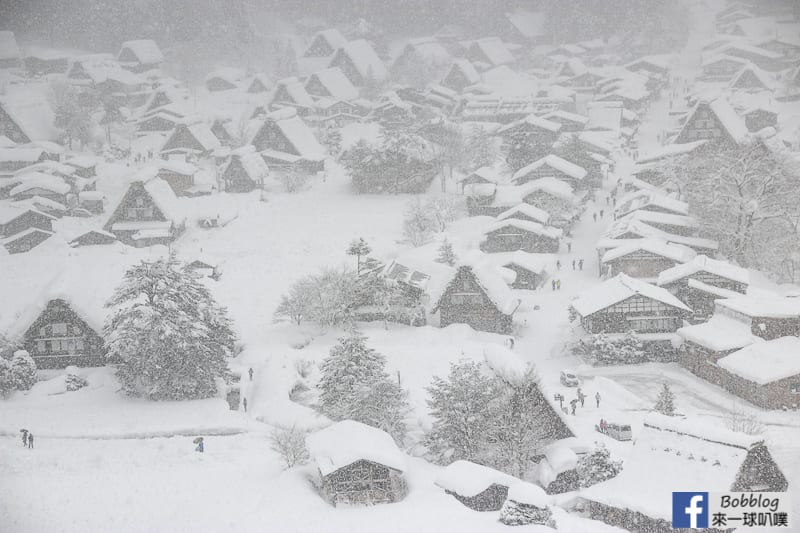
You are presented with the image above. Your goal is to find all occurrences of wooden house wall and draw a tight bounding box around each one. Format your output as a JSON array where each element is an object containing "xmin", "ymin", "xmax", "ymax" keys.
[
  {"xmin": 744, "ymin": 110, "xmax": 777, "ymax": 132},
  {"xmin": 139, "ymin": 115, "xmax": 178, "ymax": 132},
  {"xmin": 222, "ymin": 158, "xmax": 257, "ymax": 193},
  {"xmin": 442, "ymin": 67, "xmax": 471, "ymax": 92},
  {"xmin": 24, "ymin": 56, "xmax": 69, "ymax": 76},
  {"xmin": 588, "ymin": 500, "xmax": 730, "ymax": 533},
  {"xmin": 735, "ymin": 446, "xmax": 789, "ymax": 490},
  {"xmin": 676, "ymin": 103, "xmax": 739, "ymax": 145},
  {"xmin": 0, "ymin": 210, "xmax": 54, "ymax": 237},
  {"xmin": 251, "ymin": 121, "xmax": 297, "ymax": 155},
  {"xmin": 446, "ymin": 484, "xmax": 509, "ymax": 512},
  {"xmin": 438, "ymin": 267, "xmax": 513, "ymax": 334},
  {"xmin": 604, "ymin": 252, "xmax": 676, "ymax": 279},
  {"xmin": 321, "ymin": 459, "xmax": 407, "ymax": 506},
  {"xmin": 206, "ymin": 77, "xmax": 237, "ymax": 91},
  {"xmin": 580, "ymin": 295, "xmax": 685, "ymax": 334},
  {"xmin": 514, "ymin": 166, "xmax": 577, "ymax": 187},
  {"xmin": 158, "ymin": 171, "xmax": 194, "ymax": 196},
  {"xmin": 162, "ymin": 126, "xmax": 207, "ymax": 153},
  {"xmin": 305, "ymin": 37, "xmax": 335, "ymax": 58},
  {"xmin": 305, "ymin": 76, "xmax": 331, "ymax": 98},
  {"xmin": 702, "ymin": 59, "xmax": 743, "ymax": 79},
  {"xmin": 22, "ymin": 299, "xmax": 106, "ymax": 369},
  {"xmin": 0, "ymin": 105, "xmax": 32, "ymax": 144},
  {"xmin": 104, "ymin": 182, "xmax": 167, "ymax": 230},
  {"xmin": 480, "ymin": 226, "xmax": 559, "ymax": 254},
  {"xmin": 4, "ymin": 230, "xmax": 51, "ymax": 254},
  {"xmin": 522, "ymin": 191, "xmax": 573, "ymax": 220},
  {"xmin": 330, "ymin": 51, "xmax": 365, "ymax": 86},
  {"xmin": 752, "ymin": 316, "xmax": 800, "ymax": 340},
  {"xmin": 506, "ymin": 264, "xmax": 544, "ymax": 289},
  {"xmin": 71, "ymin": 232, "xmax": 116, "ymax": 246}
]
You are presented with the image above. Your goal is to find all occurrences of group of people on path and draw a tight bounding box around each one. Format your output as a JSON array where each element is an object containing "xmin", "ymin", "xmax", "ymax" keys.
[
  {"xmin": 558, "ymin": 388, "xmax": 601, "ymax": 416},
  {"xmin": 20, "ymin": 429, "xmax": 34, "ymax": 449}
]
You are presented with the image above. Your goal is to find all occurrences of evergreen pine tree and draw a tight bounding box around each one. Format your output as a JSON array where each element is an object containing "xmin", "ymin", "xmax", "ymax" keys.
[
  {"xmin": 577, "ymin": 445, "xmax": 623, "ymax": 488},
  {"xmin": 317, "ymin": 328, "xmax": 409, "ymax": 441},
  {"xmin": 346, "ymin": 238, "xmax": 372, "ymax": 275},
  {"xmin": 104, "ymin": 257, "xmax": 236, "ymax": 400},
  {"xmin": 435, "ymin": 238, "xmax": 457, "ymax": 266},
  {"xmin": 654, "ymin": 383, "xmax": 676, "ymax": 416}
]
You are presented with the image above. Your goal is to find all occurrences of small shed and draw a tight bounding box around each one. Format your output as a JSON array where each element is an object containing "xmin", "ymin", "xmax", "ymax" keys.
[
  {"xmin": 435, "ymin": 460, "xmax": 517, "ymax": 511},
  {"xmin": 306, "ymin": 420, "xmax": 407, "ymax": 507}
]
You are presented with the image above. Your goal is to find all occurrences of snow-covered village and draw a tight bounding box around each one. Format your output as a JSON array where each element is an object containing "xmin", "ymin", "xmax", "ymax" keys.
[{"xmin": 1, "ymin": 0, "xmax": 800, "ymax": 531}]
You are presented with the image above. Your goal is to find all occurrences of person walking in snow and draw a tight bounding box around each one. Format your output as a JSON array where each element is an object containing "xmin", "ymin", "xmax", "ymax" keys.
[
  {"xmin": 566, "ymin": 241, "xmax": 572, "ymax": 253},
  {"xmin": 21, "ymin": 430, "xmax": 28, "ymax": 447},
  {"xmin": 599, "ymin": 209, "xmax": 604, "ymax": 218},
  {"xmin": 593, "ymin": 212, "xmax": 597, "ymax": 222},
  {"xmin": 195, "ymin": 437, "xmax": 204, "ymax": 453},
  {"xmin": 248, "ymin": 367, "xmax": 254, "ymax": 381},
  {"xmin": 595, "ymin": 391, "xmax": 601, "ymax": 408},
  {"xmin": 508, "ymin": 337, "xmax": 515, "ymax": 350},
  {"xmin": 572, "ymin": 259, "xmax": 576, "ymax": 270},
  {"xmin": 570, "ymin": 399, "xmax": 577, "ymax": 415},
  {"xmin": 27, "ymin": 433, "xmax": 34, "ymax": 449},
  {"xmin": 556, "ymin": 260, "xmax": 561, "ymax": 270},
  {"xmin": 579, "ymin": 259, "xmax": 584, "ymax": 271},
  {"xmin": 579, "ymin": 391, "xmax": 586, "ymax": 407},
  {"xmin": 551, "ymin": 279, "xmax": 556, "ymax": 291},
  {"xmin": 243, "ymin": 397, "xmax": 248, "ymax": 412},
  {"xmin": 556, "ymin": 279, "xmax": 561, "ymax": 290}
]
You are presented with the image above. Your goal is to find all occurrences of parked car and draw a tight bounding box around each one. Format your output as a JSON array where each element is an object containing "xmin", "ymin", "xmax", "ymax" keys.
[
  {"xmin": 600, "ymin": 422, "xmax": 632, "ymax": 441},
  {"xmin": 560, "ymin": 370, "xmax": 580, "ymax": 387}
]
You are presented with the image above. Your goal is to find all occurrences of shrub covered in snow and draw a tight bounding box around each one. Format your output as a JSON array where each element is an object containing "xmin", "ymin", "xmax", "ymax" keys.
[
  {"xmin": 577, "ymin": 444, "xmax": 622, "ymax": 488},
  {"xmin": 317, "ymin": 329, "xmax": 409, "ymax": 442},
  {"xmin": 104, "ymin": 257, "xmax": 236, "ymax": 400},
  {"xmin": 498, "ymin": 483, "xmax": 555, "ymax": 527},
  {"xmin": 274, "ymin": 267, "xmax": 359, "ymax": 328},
  {"xmin": 65, "ymin": 373, "xmax": 89, "ymax": 392},
  {"xmin": 572, "ymin": 331, "xmax": 647, "ymax": 365},
  {"xmin": 654, "ymin": 383, "xmax": 676, "ymax": 416},
  {"xmin": 0, "ymin": 350, "xmax": 38, "ymax": 397},
  {"xmin": 269, "ymin": 425, "xmax": 310, "ymax": 469}
]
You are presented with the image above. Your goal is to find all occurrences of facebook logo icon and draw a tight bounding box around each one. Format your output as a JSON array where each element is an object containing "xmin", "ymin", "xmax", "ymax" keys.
[{"xmin": 673, "ymin": 492, "xmax": 709, "ymax": 528}]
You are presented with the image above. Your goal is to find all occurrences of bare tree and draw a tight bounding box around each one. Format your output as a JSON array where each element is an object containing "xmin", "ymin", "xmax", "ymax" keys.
[{"xmin": 269, "ymin": 425, "xmax": 310, "ymax": 468}]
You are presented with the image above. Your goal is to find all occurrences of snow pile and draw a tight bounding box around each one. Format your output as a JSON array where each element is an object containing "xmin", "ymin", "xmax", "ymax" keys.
[
  {"xmin": 513, "ymin": 155, "xmax": 587, "ymax": 183},
  {"xmin": 482, "ymin": 219, "xmax": 562, "ymax": 241},
  {"xmin": 435, "ymin": 459, "xmax": 517, "ymax": 496},
  {"xmin": 483, "ymin": 343, "xmax": 528, "ymax": 383},
  {"xmin": 717, "ymin": 336, "xmax": 800, "ymax": 385},
  {"xmin": 716, "ymin": 295, "xmax": 800, "ymax": 319},
  {"xmin": 306, "ymin": 420, "xmax": 406, "ymax": 476},
  {"xmin": 496, "ymin": 204, "xmax": 550, "ymax": 225},
  {"xmin": 506, "ymin": 481, "xmax": 549, "ymax": 507},
  {"xmin": 677, "ymin": 314, "xmax": 757, "ymax": 352},
  {"xmin": 657, "ymin": 254, "xmax": 749, "ymax": 287},
  {"xmin": 601, "ymin": 238, "xmax": 695, "ymax": 265}
]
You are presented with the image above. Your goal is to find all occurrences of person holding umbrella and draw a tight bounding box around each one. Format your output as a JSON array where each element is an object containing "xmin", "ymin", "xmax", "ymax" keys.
[
  {"xmin": 193, "ymin": 437, "xmax": 204, "ymax": 453},
  {"xmin": 20, "ymin": 429, "xmax": 28, "ymax": 447}
]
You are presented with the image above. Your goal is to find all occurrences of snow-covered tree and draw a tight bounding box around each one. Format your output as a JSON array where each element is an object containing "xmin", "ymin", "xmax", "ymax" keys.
[
  {"xmin": 403, "ymin": 198, "xmax": 435, "ymax": 246},
  {"xmin": 322, "ymin": 127, "xmax": 342, "ymax": 157},
  {"xmin": 436, "ymin": 238, "xmax": 457, "ymax": 266},
  {"xmin": 65, "ymin": 373, "xmax": 89, "ymax": 392},
  {"xmin": 577, "ymin": 444, "xmax": 623, "ymax": 488},
  {"xmin": 654, "ymin": 383, "xmax": 676, "ymax": 416},
  {"xmin": 347, "ymin": 238, "xmax": 373, "ymax": 275},
  {"xmin": 465, "ymin": 126, "xmax": 498, "ymax": 169},
  {"xmin": 682, "ymin": 141, "xmax": 800, "ymax": 273},
  {"xmin": 10, "ymin": 351, "xmax": 37, "ymax": 391},
  {"xmin": 104, "ymin": 257, "xmax": 236, "ymax": 400},
  {"xmin": 425, "ymin": 360, "xmax": 503, "ymax": 463},
  {"xmin": 0, "ymin": 357, "xmax": 15, "ymax": 397},
  {"xmin": 499, "ymin": 499, "xmax": 556, "ymax": 528},
  {"xmin": 572, "ymin": 331, "xmax": 646, "ymax": 365},
  {"xmin": 50, "ymin": 81, "xmax": 91, "ymax": 150},
  {"xmin": 317, "ymin": 329, "xmax": 409, "ymax": 441},
  {"xmin": 269, "ymin": 425, "xmax": 310, "ymax": 468},
  {"xmin": 425, "ymin": 196, "xmax": 465, "ymax": 232},
  {"xmin": 274, "ymin": 268, "xmax": 359, "ymax": 329}
]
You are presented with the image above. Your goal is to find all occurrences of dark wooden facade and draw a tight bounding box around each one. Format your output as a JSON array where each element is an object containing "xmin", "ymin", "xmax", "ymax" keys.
[
  {"xmin": 329, "ymin": 50, "xmax": 367, "ymax": 86},
  {"xmin": 102, "ymin": 181, "xmax": 178, "ymax": 246},
  {"xmin": 0, "ymin": 104, "xmax": 33, "ymax": 144},
  {"xmin": 157, "ymin": 169, "xmax": 195, "ymax": 196},
  {"xmin": 701, "ymin": 57, "xmax": 747, "ymax": 80},
  {"xmin": 504, "ymin": 263, "xmax": 545, "ymax": 290},
  {"xmin": 580, "ymin": 295, "xmax": 688, "ymax": 334},
  {"xmin": 22, "ymin": 299, "xmax": 106, "ymax": 369},
  {"xmin": 744, "ymin": 108, "xmax": 777, "ymax": 132},
  {"xmin": 674, "ymin": 102, "xmax": 738, "ymax": 146},
  {"xmin": 221, "ymin": 157, "xmax": 259, "ymax": 193},
  {"xmin": 251, "ymin": 121, "xmax": 297, "ymax": 155},
  {"xmin": 588, "ymin": 501, "xmax": 730, "ymax": 533},
  {"xmin": 161, "ymin": 124, "xmax": 215, "ymax": 155},
  {"xmin": 319, "ymin": 459, "xmax": 407, "ymax": 507},
  {"xmin": 69, "ymin": 230, "xmax": 117, "ymax": 247},
  {"xmin": 0, "ymin": 209, "xmax": 54, "ymax": 238},
  {"xmin": 435, "ymin": 266, "xmax": 514, "ymax": 334},
  {"xmin": 4, "ymin": 228, "xmax": 53, "ymax": 254},
  {"xmin": 480, "ymin": 224, "xmax": 559, "ymax": 254},
  {"xmin": 446, "ymin": 484, "xmax": 509, "ymax": 512},
  {"xmin": 603, "ymin": 250, "xmax": 679, "ymax": 279}
]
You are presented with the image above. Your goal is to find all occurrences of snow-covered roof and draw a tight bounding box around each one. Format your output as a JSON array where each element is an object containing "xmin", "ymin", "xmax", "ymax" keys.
[
  {"xmin": 470, "ymin": 37, "xmax": 515, "ymax": 66},
  {"xmin": 309, "ymin": 29, "xmax": 347, "ymax": 53},
  {"xmin": 505, "ymin": 9, "xmax": 546, "ymax": 40},
  {"xmin": 0, "ymin": 31, "xmax": 20, "ymax": 61},
  {"xmin": 657, "ymin": 255, "xmax": 749, "ymax": 287},
  {"xmin": 435, "ymin": 460, "xmax": 517, "ymax": 497},
  {"xmin": 603, "ymin": 217, "xmax": 719, "ymax": 253},
  {"xmin": 512, "ymin": 154, "xmax": 586, "ymax": 182},
  {"xmin": 226, "ymin": 145, "xmax": 269, "ymax": 180},
  {"xmin": 483, "ymin": 218, "xmax": 562, "ymax": 240},
  {"xmin": 677, "ymin": 315, "xmax": 756, "ymax": 352},
  {"xmin": 10, "ymin": 172, "xmax": 71, "ymax": 197},
  {"xmin": 307, "ymin": 67, "xmax": 359, "ymax": 101},
  {"xmin": 716, "ymin": 295, "xmax": 800, "ymax": 319},
  {"xmin": 205, "ymin": 67, "xmax": 245, "ymax": 86},
  {"xmin": 622, "ymin": 210, "xmax": 699, "ymax": 230},
  {"xmin": 432, "ymin": 253, "xmax": 521, "ymax": 316},
  {"xmin": 625, "ymin": 54, "xmax": 672, "ymax": 72},
  {"xmin": 158, "ymin": 160, "xmax": 197, "ymax": 176},
  {"xmin": 306, "ymin": 420, "xmax": 406, "ymax": 476},
  {"xmin": 143, "ymin": 177, "xmax": 184, "ymax": 223},
  {"xmin": 686, "ymin": 278, "xmax": 743, "ymax": 300},
  {"xmin": 273, "ymin": 77, "xmax": 316, "ymax": 108},
  {"xmin": 492, "ymin": 178, "xmax": 577, "ymax": 208},
  {"xmin": 119, "ymin": 40, "xmax": 163, "ymax": 66},
  {"xmin": 709, "ymin": 97, "xmax": 749, "ymax": 144},
  {"xmin": 267, "ymin": 110, "xmax": 326, "ymax": 160},
  {"xmin": 582, "ymin": 414, "xmax": 762, "ymax": 521},
  {"xmin": 718, "ymin": 337, "xmax": 800, "ymax": 385},
  {"xmin": 701, "ymin": 53, "xmax": 749, "ymax": 68},
  {"xmin": 485, "ymin": 251, "xmax": 552, "ymax": 276},
  {"xmin": 401, "ymin": 38, "xmax": 452, "ymax": 64},
  {"xmin": 498, "ymin": 114, "xmax": 562, "ymax": 135},
  {"xmin": 616, "ymin": 190, "xmax": 689, "ymax": 217},
  {"xmin": 13, "ymin": 160, "xmax": 75, "ymax": 177},
  {"xmin": 166, "ymin": 122, "xmax": 221, "ymax": 153},
  {"xmin": 718, "ymin": 42, "xmax": 783, "ymax": 61},
  {"xmin": 0, "ymin": 204, "xmax": 55, "ymax": 225},
  {"xmin": 332, "ymin": 39, "xmax": 387, "ymax": 80},
  {"xmin": 635, "ymin": 140, "xmax": 707, "ymax": 163},
  {"xmin": 545, "ymin": 445, "xmax": 578, "ymax": 475},
  {"xmin": 0, "ymin": 147, "xmax": 43, "ymax": 162},
  {"xmin": 506, "ymin": 482, "xmax": 549, "ymax": 507},
  {"xmin": 545, "ymin": 109, "xmax": 589, "ymax": 125},
  {"xmin": 496, "ymin": 203, "xmax": 550, "ymax": 225},
  {"xmin": 571, "ymin": 273, "xmax": 692, "ymax": 317},
  {"xmin": 601, "ymin": 239, "xmax": 695, "ymax": 264},
  {"xmin": 0, "ymin": 95, "xmax": 59, "ymax": 142}
]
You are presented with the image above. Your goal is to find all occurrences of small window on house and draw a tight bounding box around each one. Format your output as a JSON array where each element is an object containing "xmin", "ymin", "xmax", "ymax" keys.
[
  {"xmin": 72, "ymin": 325, "xmax": 82, "ymax": 335},
  {"xmin": 39, "ymin": 327, "xmax": 47, "ymax": 336},
  {"xmin": 36, "ymin": 340, "xmax": 46, "ymax": 352},
  {"xmin": 51, "ymin": 323, "xmax": 68, "ymax": 335},
  {"xmin": 790, "ymin": 383, "xmax": 800, "ymax": 394},
  {"xmin": 135, "ymin": 196, "xmax": 145, "ymax": 207},
  {"xmin": 75, "ymin": 338, "xmax": 85, "ymax": 351}
]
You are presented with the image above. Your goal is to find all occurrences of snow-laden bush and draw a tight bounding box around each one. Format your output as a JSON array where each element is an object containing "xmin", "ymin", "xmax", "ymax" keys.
[
  {"xmin": 499, "ymin": 500, "xmax": 556, "ymax": 528},
  {"xmin": 572, "ymin": 332, "xmax": 647, "ymax": 365},
  {"xmin": 65, "ymin": 373, "xmax": 89, "ymax": 392},
  {"xmin": 654, "ymin": 383, "xmax": 677, "ymax": 416},
  {"xmin": 269, "ymin": 425, "xmax": 310, "ymax": 469},
  {"xmin": 0, "ymin": 350, "xmax": 38, "ymax": 397},
  {"xmin": 577, "ymin": 445, "xmax": 623, "ymax": 488}
]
